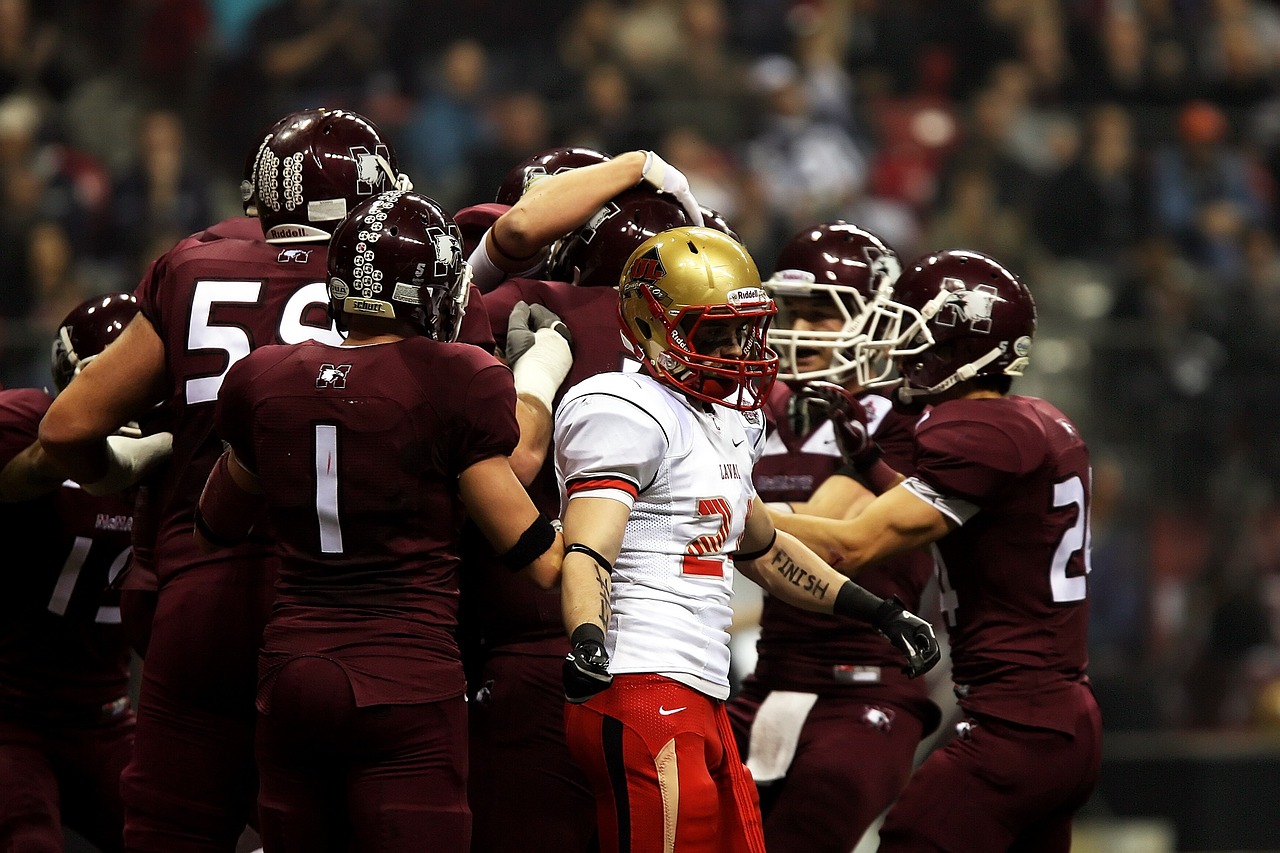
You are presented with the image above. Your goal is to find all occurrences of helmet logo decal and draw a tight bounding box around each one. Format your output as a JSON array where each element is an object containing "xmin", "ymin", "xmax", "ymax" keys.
[
  {"xmin": 428, "ymin": 227, "xmax": 463, "ymax": 278},
  {"xmin": 277, "ymin": 248, "xmax": 311, "ymax": 264},
  {"xmin": 625, "ymin": 246, "xmax": 666, "ymax": 285},
  {"xmin": 352, "ymin": 192, "xmax": 400, "ymax": 298},
  {"xmin": 351, "ymin": 145, "xmax": 393, "ymax": 195},
  {"xmin": 935, "ymin": 278, "xmax": 1004, "ymax": 333},
  {"xmin": 727, "ymin": 287, "xmax": 768, "ymax": 307},
  {"xmin": 867, "ymin": 249, "xmax": 901, "ymax": 288},
  {"xmin": 316, "ymin": 363, "xmax": 351, "ymax": 389},
  {"xmin": 580, "ymin": 202, "xmax": 620, "ymax": 244}
]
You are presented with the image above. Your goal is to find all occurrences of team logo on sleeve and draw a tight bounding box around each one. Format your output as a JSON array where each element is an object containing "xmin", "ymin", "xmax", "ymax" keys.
[
  {"xmin": 316, "ymin": 363, "xmax": 352, "ymax": 389},
  {"xmin": 277, "ymin": 248, "xmax": 311, "ymax": 264}
]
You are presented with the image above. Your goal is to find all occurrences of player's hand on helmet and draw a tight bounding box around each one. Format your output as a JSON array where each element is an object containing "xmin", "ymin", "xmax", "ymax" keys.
[
  {"xmin": 82, "ymin": 432, "xmax": 174, "ymax": 496},
  {"xmin": 640, "ymin": 151, "xmax": 705, "ymax": 227},
  {"xmin": 871, "ymin": 596, "xmax": 941, "ymax": 679},
  {"xmin": 506, "ymin": 301, "xmax": 574, "ymax": 412},
  {"xmin": 563, "ymin": 624, "xmax": 613, "ymax": 704},
  {"xmin": 795, "ymin": 381, "xmax": 882, "ymax": 472}
]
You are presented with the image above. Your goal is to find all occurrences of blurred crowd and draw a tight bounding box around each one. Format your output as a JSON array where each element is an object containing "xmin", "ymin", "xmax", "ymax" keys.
[{"xmin": 5, "ymin": 0, "xmax": 1280, "ymax": 732}]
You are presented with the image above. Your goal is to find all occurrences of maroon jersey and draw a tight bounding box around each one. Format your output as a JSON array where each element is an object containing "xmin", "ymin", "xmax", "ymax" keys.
[
  {"xmin": 751, "ymin": 382, "xmax": 934, "ymax": 697},
  {"xmin": 0, "ymin": 389, "xmax": 133, "ymax": 720},
  {"xmin": 134, "ymin": 233, "xmax": 343, "ymax": 582},
  {"xmin": 215, "ymin": 337, "xmax": 519, "ymax": 707},
  {"xmin": 912, "ymin": 395, "xmax": 1092, "ymax": 734},
  {"xmin": 464, "ymin": 278, "xmax": 627, "ymax": 648},
  {"xmin": 195, "ymin": 215, "xmax": 264, "ymax": 242}
]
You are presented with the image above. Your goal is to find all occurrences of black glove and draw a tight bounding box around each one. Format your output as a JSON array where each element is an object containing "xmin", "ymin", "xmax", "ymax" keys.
[
  {"xmin": 505, "ymin": 300, "xmax": 573, "ymax": 365},
  {"xmin": 795, "ymin": 381, "xmax": 882, "ymax": 472},
  {"xmin": 871, "ymin": 596, "xmax": 941, "ymax": 679},
  {"xmin": 563, "ymin": 624, "xmax": 613, "ymax": 703}
]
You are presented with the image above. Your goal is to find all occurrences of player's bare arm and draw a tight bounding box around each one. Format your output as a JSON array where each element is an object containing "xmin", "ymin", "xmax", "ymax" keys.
[
  {"xmin": 775, "ymin": 484, "xmax": 953, "ymax": 574},
  {"xmin": 0, "ymin": 441, "xmax": 67, "ymax": 502},
  {"xmin": 39, "ymin": 315, "xmax": 169, "ymax": 486},
  {"xmin": 559, "ymin": 495, "xmax": 627, "ymax": 637},
  {"xmin": 735, "ymin": 496, "xmax": 941, "ymax": 678},
  {"xmin": 460, "ymin": 454, "xmax": 564, "ymax": 590}
]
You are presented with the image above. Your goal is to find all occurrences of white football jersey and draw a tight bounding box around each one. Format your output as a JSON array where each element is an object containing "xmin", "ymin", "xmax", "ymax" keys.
[{"xmin": 555, "ymin": 372, "xmax": 767, "ymax": 700}]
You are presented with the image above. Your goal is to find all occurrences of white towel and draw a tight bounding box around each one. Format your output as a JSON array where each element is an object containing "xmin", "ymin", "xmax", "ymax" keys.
[{"xmin": 744, "ymin": 690, "xmax": 818, "ymax": 783}]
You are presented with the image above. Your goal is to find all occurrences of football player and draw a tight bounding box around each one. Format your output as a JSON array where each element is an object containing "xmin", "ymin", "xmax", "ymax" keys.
[
  {"xmin": 724, "ymin": 222, "xmax": 941, "ymax": 853},
  {"xmin": 38, "ymin": 108, "xmax": 405, "ymax": 852},
  {"xmin": 555, "ymin": 226, "xmax": 941, "ymax": 853},
  {"xmin": 0, "ymin": 293, "xmax": 160, "ymax": 852},
  {"xmin": 458, "ymin": 148, "xmax": 706, "ymax": 853},
  {"xmin": 194, "ymin": 189, "xmax": 561, "ymax": 852},
  {"xmin": 775, "ymin": 249, "xmax": 1103, "ymax": 853}
]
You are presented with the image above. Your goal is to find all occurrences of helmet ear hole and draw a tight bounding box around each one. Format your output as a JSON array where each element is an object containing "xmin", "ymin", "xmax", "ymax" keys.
[{"xmin": 635, "ymin": 317, "xmax": 653, "ymax": 340}]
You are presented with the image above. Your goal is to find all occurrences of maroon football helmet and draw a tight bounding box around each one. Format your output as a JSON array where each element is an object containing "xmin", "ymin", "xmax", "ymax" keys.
[
  {"xmin": 52, "ymin": 292, "xmax": 140, "ymax": 392},
  {"xmin": 254, "ymin": 108, "xmax": 408, "ymax": 244},
  {"xmin": 544, "ymin": 186, "xmax": 695, "ymax": 287},
  {"xmin": 495, "ymin": 145, "xmax": 612, "ymax": 206},
  {"xmin": 765, "ymin": 222, "xmax": 902, "ymax": 386},
  {"xmin": 865, "ymin": 248, "xmax": 1036, "ymax": 401},
  {"xmin": 326, "ymin": 191, "xmax": 470, "ymax": 341},
  {"xmin": 699, "ymin": 206, "xmax": 739, "ymax": 242}
]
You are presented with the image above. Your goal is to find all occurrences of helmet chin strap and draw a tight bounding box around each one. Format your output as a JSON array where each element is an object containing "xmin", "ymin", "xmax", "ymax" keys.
[{"xmin": 898, "ymin": 342, "xmax": 1009, "ymax": 401}]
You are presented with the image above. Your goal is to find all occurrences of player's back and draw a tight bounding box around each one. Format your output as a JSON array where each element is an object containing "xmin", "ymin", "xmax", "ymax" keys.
[
  {"xmin": 914, "ymin": 394, "xmax": 1091, "ymax": 728},
  {"xmin": 134, "ymin": 236, "xmax": 341, "ymax": 578},
  {"xmin": 217, "ymin": 336, "xmax": 517, "ymax": 706},
  {"xmin": 0, "ymin": 388, "xmax": 133, "ymax": 718}
]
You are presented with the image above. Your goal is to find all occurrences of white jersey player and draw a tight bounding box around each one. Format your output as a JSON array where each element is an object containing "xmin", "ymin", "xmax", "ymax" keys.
[{"xmin": 554, "ymin": 226, "xmax": 940, "ymax": 853}]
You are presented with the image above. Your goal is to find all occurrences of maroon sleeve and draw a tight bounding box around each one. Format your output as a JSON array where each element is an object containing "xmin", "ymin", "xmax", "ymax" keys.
[
  {"xmin": 456, "ymin": 361, "xmax": 519, "ymax": 473},
  {"xmin": 213, "ymin": 354, "xmax": 259, "ymax": 470},
  {"xmin": 0, "ymin": 389, "xmax": 51, "ymax": 465},
  {"xmin": 914, "ymin": 411, "xmax": 1043, "ymax": 504},
  {"xmin": 479, "ymin": 278, "xmax": 532, "ymax": 352},
  {"xmin": 457, "ymin": 282, "xmax": 496, "ymax": 352},
  {"xmin": 131, "ymin": 251, "xmax": 168, "ymax": 334}
]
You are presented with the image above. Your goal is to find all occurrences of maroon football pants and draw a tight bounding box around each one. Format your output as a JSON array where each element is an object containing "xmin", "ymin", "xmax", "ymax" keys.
[
  {"xmin": 0, "ymin": 712, "xmax": 134, "ymax": 853},
  {"xmin": 121, "ymin": 560, "xmax": 273, "ymax": 852},
  {"xmin": 255, "ymin": 656, "xmax": 470, "ymax": 853},
  {"xmin": 467, "ymin": 646, "xmax": 596, "ymax": 853},
  {"xmin": 878, "ymin": 690, "xmax": 1103, "ymax": 853},
  {"xmin": 727, "ymin": 682, "xmax": 928, "ymax": 853}
]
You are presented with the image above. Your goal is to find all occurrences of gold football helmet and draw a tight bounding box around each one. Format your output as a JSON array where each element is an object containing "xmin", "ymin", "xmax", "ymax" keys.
[{"xmin": 619, "ymin": 226, "xmax": 778, "ymax": 410}]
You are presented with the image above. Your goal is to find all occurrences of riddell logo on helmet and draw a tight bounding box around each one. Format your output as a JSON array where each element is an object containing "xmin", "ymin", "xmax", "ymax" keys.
[{"xmin": 727, "ymin": 287, "xmax": 768, "ymax": 306}]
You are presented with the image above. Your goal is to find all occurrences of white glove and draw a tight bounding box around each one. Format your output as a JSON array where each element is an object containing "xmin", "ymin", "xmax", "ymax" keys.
[
  {"xmin": 641, "ymin": 151, "xmax": 705, "ymax": 226},
  {"xmin": 512, "ymin": 327, "xmax": 573, "ymax": 413},
  {"xmin": 82, "ymin": 432, "xmax": 173, "ymax": 496}
]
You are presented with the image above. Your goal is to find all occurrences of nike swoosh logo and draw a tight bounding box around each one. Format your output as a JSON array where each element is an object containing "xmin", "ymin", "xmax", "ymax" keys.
[
  {"xmin": 658, "ymin": 706, "xmax": 687, "ymax": 716},
  {"xmin": 732, "ymin": 439, "xmax": 744, "ymax": 447}
]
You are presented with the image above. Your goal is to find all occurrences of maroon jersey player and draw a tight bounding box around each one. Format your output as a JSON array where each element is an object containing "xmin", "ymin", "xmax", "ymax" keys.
[
  {"xmin": 38, "ymin": 108, "xmax": 409, "ymax": 852},
  {"xmin": 0, "ymin": 293, "xmax": 151, "ymax": 853},
  {"xmin": 726, "ymin": 222, "xmax": 938, "ymax": 853},
  {"xmin": 196, "ymin": 190, "xmax": 561, "ymax": 852},
  {"xmin": 777, "ymin": 249, "xmax": 1102, "ymax": 853},
  {"xmin": 459, "ymin": 150, "xmax": 705, "ymax": 853}
]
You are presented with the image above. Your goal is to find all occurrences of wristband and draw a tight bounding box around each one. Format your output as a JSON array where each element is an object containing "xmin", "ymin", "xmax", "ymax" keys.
[{"xmin": 499, "ymin": 513, "xmax": 557, "ymax": 572}]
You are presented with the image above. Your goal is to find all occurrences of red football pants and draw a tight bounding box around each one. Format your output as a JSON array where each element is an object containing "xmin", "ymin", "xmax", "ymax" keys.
[{"xmin": 565, "ymin": 673, "xmax": 765, "ymax": 853}]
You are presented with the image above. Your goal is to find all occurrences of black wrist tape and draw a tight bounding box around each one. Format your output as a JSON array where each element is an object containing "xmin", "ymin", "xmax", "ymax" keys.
[
  {"xmin": 566, "ymin": 542, "xmax": 612, "ymax": 574},
  {"xmin": 194, "ymin": 507, "xmax": 243, "ymax": 549},
  {"xmin": 570, "ymin": 622, "xmax": 605, "ymax": 648},
  {"xmin": 833, "ymin": 580, "xmax": 887, "ymax": 622},
  {"xmin": 500, "ymin": 513, "xmax": 557, "ymax": 572},
  {"xmin": 732, "ymin": 528, "xmax": 777, "ymax": 562}
]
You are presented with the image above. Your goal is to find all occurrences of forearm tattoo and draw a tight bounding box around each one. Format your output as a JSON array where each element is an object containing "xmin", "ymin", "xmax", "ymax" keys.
[
  {"xmin": 769, "ymin": 548, "xmax": 831, "ymax": 600},
  {"xmin": 595, "ymin": 566, "xmax": 613, "ymax": 627}
]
